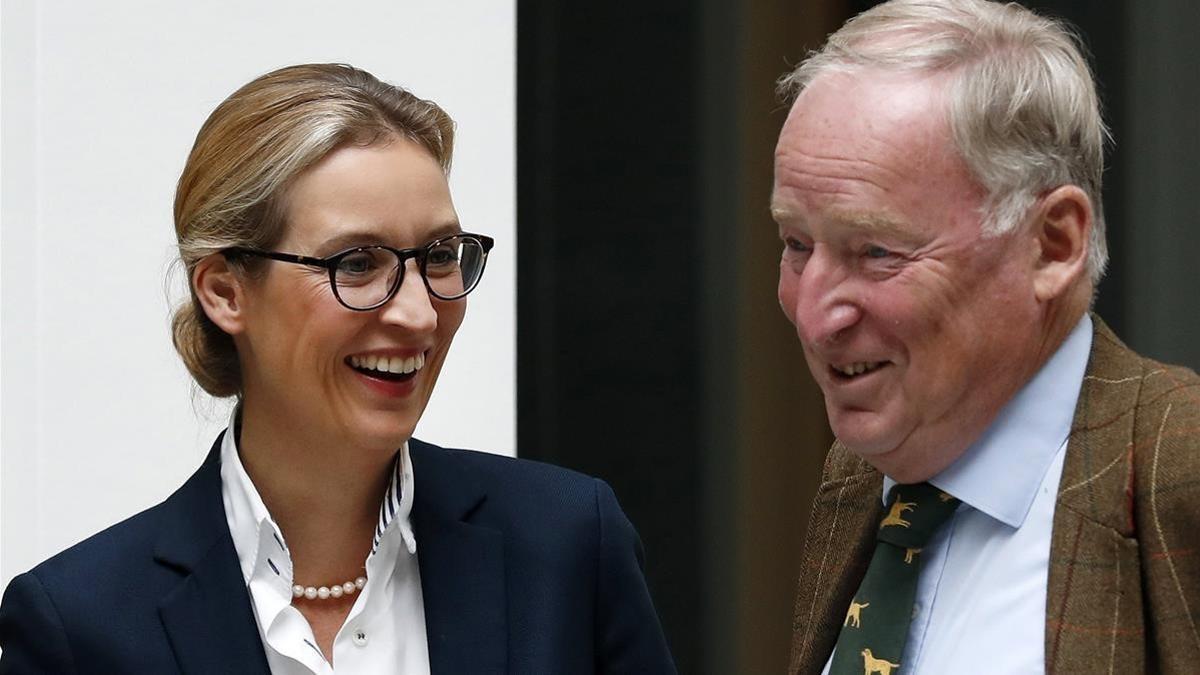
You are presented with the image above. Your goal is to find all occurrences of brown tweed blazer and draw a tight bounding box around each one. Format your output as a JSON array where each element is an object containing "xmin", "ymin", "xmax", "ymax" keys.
[{"xmin": 788, "ymin": 318, "xmax": 1200, "ymax": 674}]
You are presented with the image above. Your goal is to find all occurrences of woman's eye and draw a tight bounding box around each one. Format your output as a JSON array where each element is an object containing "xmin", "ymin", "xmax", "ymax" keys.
[
  {"xmin": 338, "ymin": 254, "xmax": 376, "ymax": 275},
  {"xmin": 426, "ymin": 246, "xmax": 459, "ymax": 266},
  {"xmin": 865, "ymin": 245, "xmax": 891, "ymax": 259}
]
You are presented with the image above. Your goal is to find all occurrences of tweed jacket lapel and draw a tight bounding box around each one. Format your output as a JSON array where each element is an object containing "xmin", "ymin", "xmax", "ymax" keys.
[
  {"xmin": 1043, "ymin": 319, "xmax": 1144, "ymax": 672},
  {"xmin": 1046, "ymin": 317, "xmax": 1200, "ymax": 673},
  {"xmin": 788, "ymin": 444, "xmax": 882, "ymax": 674}
]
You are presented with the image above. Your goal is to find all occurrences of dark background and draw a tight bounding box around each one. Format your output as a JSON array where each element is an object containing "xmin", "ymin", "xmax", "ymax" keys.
[{"xmin": 516, "ymin": 1, "xmax": 1200, "ymax": 672}]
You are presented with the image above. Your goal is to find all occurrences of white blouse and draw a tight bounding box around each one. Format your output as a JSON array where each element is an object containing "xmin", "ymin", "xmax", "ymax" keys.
[{"xmin": 219, "ymin": 410, "xmax": 431, "ymax": 674}]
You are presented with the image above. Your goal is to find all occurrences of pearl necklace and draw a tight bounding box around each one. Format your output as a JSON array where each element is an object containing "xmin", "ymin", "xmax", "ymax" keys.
[{"xmin": 292, "ymin": 575, "xmax": 367, "ymax": 601}]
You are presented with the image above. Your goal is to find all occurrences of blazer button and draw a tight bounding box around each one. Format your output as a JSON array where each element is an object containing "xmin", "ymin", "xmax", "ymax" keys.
[{"xmin": 353, "ymin": 629, "xmax": 368, "ymax": 647}]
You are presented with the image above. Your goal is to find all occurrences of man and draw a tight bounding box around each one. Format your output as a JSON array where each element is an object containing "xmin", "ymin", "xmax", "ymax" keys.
[{"xmin": 772, "ymin": 1, "xmax": 1200, "ymax": 673}]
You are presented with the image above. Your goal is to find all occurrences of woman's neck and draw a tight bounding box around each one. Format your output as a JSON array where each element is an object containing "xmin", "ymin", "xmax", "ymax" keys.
[{"xmin": 235, "ymin": 400, "xmax": 395, "ymax": 585}]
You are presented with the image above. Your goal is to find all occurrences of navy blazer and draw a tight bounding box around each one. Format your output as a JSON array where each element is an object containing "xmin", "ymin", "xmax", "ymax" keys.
[{"xmin": 0, "ymin": 436, "xmax": 676, "ymax": 674}]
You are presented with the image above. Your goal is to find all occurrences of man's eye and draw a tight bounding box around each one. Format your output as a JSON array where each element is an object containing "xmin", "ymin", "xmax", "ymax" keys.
[
  {"xmin": 865, "ymin": 245, "xmax": 891, "ymax": 259},
  {"xmin": 784, "ymin": 237, "xmax": 811, "ymax": 253}
]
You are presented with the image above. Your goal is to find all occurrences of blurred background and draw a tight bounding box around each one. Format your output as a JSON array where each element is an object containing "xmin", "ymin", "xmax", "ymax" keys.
[{"xmin": 516, "ymin": 1, "xmax": 1199, "ymax": 673}]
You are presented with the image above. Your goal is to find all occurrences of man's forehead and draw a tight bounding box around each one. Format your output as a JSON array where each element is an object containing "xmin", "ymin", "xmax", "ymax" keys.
[{"xmin": 781, "ymin": 69, "xmax": 952, "ymax": 135}]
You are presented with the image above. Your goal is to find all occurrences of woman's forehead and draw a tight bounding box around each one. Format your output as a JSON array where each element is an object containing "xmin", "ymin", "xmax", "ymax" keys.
[{"xmin": 280, "ymin": 142, "xmax": 458, "ymax": 250}]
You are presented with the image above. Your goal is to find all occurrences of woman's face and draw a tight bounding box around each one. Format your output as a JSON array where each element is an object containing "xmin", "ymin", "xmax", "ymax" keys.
[{"xmin": 235, "ymin": 139, "xmax": 465, "ymax": 453}]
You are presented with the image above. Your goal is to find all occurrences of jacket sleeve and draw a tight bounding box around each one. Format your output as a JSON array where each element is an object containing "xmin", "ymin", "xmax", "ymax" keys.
[
  {"xmin": 592, "ymin": 478, "xmax": 678, "ymax": 675},
  {"xmin": 0, "ymin": 572, "xmax": 76, "ymax": 675}
]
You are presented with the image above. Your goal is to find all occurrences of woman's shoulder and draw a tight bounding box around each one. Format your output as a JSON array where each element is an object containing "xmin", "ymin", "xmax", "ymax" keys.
[
  {"xmin": 412, "ymin": 438, "xmax": 594, "ymax": 484},
  {"xmin": 19, "ymin": 500, "xmax": 170, "ymax": 588},
  {"xmin": 11, "ymin": 451, "xmax": 222, "ymax": 599},
  {"xmin": 408, "ymin": 438, "xmax": 627, "ymax": 528}
]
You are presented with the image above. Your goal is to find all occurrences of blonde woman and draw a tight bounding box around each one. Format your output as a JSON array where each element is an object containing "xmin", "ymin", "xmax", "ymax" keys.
[{"xmin": 0, "ymin": 64, "xmax": 675, "ymax": 674}]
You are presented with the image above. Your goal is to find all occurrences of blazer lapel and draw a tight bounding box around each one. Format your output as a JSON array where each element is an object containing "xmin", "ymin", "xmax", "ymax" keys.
[
  {"xmin": 154, "ymin": 435, "xmax": 272, "ymax": 675},
  {"xmin": 789, "ymin": 445, "xmax": 880, "ymax": 675},
  {"xmin": 410, "ymin": 440, "xmax": 507, "ymax": 675},
  {"xmin": 1045, "ymin": 317, "xmax": 1145, "ymax": 673}
]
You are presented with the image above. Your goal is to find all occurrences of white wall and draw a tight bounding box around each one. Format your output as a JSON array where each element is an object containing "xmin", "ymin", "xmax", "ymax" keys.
[{"xmin": 0, "ymin": 0, "xmax": 515, "ymax": 589}]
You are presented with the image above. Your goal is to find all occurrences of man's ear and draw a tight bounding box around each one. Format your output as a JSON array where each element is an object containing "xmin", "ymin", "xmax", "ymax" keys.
[
  {"xmin": 1031, "ymin": 185, "xmax": 1091, "ymax": 302},
  {"xmin": 193, "ymin": 254, "xmax": 249, "ymax": 335}
]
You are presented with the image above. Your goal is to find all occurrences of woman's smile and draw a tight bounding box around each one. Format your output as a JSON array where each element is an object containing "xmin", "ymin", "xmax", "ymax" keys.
[{"xmin": 346, "ymin": 350, "xmax": 427, "ymax": 398}]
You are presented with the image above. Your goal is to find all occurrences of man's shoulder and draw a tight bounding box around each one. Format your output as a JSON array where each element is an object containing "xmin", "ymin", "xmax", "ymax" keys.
[
  {"xmin": 1129, "ymin": 357, "xmax": 1200, "ymax": 414},
  {"xmin": 1089, "ymin": 318, "xmax": 1200, "ymax": 431}
]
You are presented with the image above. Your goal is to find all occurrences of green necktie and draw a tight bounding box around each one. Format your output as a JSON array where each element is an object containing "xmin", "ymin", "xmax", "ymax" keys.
[{"xmin": 828, "ymin": 482, "xmax": 961, "ymax": 675}]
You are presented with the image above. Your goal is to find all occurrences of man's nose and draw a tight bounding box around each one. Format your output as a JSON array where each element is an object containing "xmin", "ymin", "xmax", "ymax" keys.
[
  {"xmin": 379, "ymin": 261, "xmax": 439, "ymax": 333},
  {"xmin": 787, "ymin": 249, "xmax": 862, "ymax": 348}
]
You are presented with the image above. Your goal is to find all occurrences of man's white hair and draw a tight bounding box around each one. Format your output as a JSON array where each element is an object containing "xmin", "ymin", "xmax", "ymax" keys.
[{"xmin": 779, "ymin": 0, "xmax": 1110, "ymax": 283}]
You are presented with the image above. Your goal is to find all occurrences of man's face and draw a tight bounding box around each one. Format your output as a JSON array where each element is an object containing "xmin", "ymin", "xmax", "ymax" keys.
[{"xmin": 772, "ymin": 70, "xmax": 1043, "ymax": 481}]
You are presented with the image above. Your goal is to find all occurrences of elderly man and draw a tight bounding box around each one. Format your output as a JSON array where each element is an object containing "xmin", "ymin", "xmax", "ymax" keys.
[{"xmin": 773, "ymin": 1, "xmax": 1200, "ymax": 673}]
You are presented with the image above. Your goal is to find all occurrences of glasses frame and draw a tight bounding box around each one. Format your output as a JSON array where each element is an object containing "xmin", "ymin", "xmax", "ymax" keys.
[{"xmin": 223, "ymin": 232, "xmax": 494, "ymax": 311}]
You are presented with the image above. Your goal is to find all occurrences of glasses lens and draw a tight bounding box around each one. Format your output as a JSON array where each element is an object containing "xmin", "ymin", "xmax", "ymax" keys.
[
  {"xmin": 333, "ymin": 248, "xmax": 400, "ymax": 309},
  {"xmin": 425, "ymin": 235, "xmax": 487, "ymax": 299}
]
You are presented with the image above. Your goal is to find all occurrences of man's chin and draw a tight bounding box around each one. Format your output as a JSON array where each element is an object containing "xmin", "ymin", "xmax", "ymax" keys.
[
  {"xmin": 828, "ymin": 407, "xmax": 901, "ymax": 455},
  {"xmin": 837, "ymin": 436, "xmax": 899, "ymax": 460}
]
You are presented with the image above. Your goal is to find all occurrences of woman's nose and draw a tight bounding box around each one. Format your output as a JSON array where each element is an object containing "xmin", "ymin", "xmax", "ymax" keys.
[{"xmin": 378, "ymin": 261, "xmax": 438, "ymax": 332}]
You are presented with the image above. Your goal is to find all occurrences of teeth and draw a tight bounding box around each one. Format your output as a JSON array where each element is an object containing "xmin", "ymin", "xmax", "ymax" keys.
[
  {"xmin": 835, "ymin": 361, "xmax": 882, "ymax": 377},
  {"xmin": 349, "ymin": 352, "xmax": 426, "ymax": 375}
]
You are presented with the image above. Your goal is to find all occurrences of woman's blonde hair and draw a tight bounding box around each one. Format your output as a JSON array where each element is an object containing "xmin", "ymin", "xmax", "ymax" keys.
[{"xmin": 171, "ymin": 63, "xmax": 455, "ymax": 397}]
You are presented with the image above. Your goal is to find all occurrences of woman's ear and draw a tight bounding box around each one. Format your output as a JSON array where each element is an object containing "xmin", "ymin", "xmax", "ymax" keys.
[
  {"xmin": 193, "ymin": 254, "xmax": 249, "ymax": 335},
  {"xmin": 1032, "ymin": 185, "xmax": 1091, "ymax": 302}
]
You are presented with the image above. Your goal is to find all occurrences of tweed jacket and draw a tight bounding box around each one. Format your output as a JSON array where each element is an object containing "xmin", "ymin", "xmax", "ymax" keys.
[{"xmin": 789, "ymin": 318, "xmax": 1200, "ymax": 674}]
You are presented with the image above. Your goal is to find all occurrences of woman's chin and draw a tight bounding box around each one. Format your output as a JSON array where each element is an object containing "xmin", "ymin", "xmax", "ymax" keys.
[{"xmin": 343, "ymin": 414, "xmax": 418, "ymax": 453}]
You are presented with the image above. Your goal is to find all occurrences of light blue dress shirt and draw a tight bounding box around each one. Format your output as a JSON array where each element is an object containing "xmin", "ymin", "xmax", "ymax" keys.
[{"xmin": 823, "ymin": 315, "xmax": 1093, "ymax": 674}]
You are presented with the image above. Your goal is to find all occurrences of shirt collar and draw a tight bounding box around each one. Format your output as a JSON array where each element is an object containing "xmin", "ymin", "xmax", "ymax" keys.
[
  {"xmin": 883, "ymin": 314, "xmax": 1092, "ymax": 528},
  {"xmin": 219, "ymin": 405, "xmax": 418, "ymax": 587}
]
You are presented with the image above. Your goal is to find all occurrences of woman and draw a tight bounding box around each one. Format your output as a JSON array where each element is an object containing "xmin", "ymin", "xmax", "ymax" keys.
[{"xmin": 0, "ymin": 64, "xmax": 675, "ymax": 674}]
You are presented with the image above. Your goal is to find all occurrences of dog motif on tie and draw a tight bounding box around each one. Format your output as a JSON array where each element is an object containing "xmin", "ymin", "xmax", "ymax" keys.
[
  {"xmin": 844, "ymin": 601, "xmax": 870, "ymax": 628},
  {"xmin": 879, "ymin": 498, "xmax": 915, "ymax": 529},
  {"xmin": 861, "ymin": 648, "xmax": 901, "ymax": 675}
]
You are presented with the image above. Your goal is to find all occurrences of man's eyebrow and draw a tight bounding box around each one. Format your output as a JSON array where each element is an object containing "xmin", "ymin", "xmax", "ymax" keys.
[
  {"xmin": 770, "ymin": 206, "xmax": 919, "ymax": 244},
  {"xmin": 828, "ymin": 210, "xmax": 921, "ymax": 243}
]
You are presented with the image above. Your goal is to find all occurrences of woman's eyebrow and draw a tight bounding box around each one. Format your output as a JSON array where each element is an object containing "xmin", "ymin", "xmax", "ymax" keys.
[
  {"xmin": 315, "ymin": 221, "xmax": 463, "ymax": 254},
  {"xmin": 425, "ymin": 220, "xmax": 464, "ymax": 240},
  {"xmin": 314, "ymin": 230, "xmax": 389, "ymax": 254}
]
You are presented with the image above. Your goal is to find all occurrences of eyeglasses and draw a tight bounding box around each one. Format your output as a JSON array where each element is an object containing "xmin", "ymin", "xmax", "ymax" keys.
[{"xmin": 223, "ymin": 233, "xmax": 494, "ymax": 311}]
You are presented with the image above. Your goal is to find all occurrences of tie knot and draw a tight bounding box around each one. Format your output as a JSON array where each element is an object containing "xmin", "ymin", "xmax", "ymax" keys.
[{"xmin": 876, "ymin": 482, "xmax": 960, "ymax": 548}]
